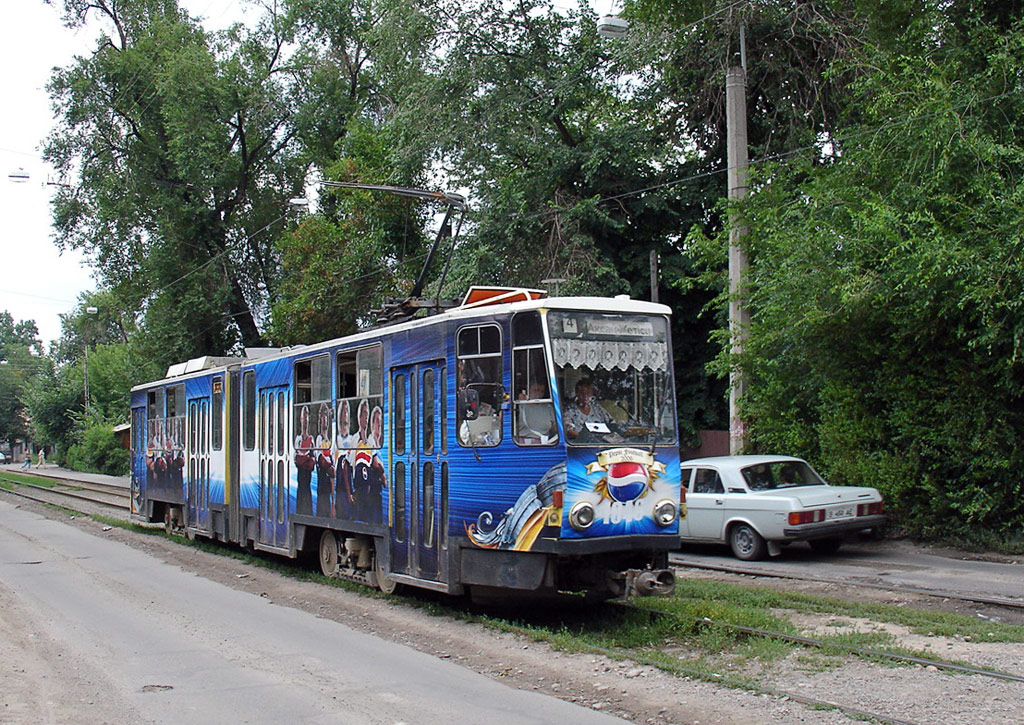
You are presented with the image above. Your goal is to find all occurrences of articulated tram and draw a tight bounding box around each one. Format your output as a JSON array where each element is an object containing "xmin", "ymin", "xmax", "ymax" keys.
[{"xmin": 130, "ymin": 287, "xmax": 682, "ymax": 598}]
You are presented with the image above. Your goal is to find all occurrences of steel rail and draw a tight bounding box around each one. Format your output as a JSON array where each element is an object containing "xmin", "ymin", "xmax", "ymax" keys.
[
  {"xmin": 0, "ymin": 475, "xmax": 128, "ymax": 511},
  {"xmin": 584, "ymin": 638, "xmax": 920, "ymax": 725},
  {"xmin": 670, "ymin": 555, "xmax": 1024, "ymax": 611},
  {"xmin": 620, "ymin": 601, "xmax": 1024, "ymax": 685},
  {"xmin": 10, "ymin": 469, "xmax": 129, "ymax": 498},
  {"xmin": 697, "ymin": 616, "xmax": 1024, "ymax": 683},
  {"xmin": 505, "ymin": 606, "xmax": 921, "ymax": 725}
]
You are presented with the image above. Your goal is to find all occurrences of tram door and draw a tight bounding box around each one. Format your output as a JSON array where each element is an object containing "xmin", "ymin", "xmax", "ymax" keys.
[
  {"xmin": 390, "ymin": 361, "xmax": 447, "ymax": 582},
  {"xmin": 187, "ymin": 397, "xmax": 211, "ymax": 531},
  {"xmin": 258, "ymin": 387, "xmax": 290, "ymax": 548}
]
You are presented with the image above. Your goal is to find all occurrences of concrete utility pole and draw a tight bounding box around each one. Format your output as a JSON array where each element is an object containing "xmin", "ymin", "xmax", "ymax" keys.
[
  {"xmin": 726, "ymin": 31, "xmax": 750, "ymax": 454},
  {"xmin": 649, "ymin": 249, "xmax": 659, "ymax": 304}
]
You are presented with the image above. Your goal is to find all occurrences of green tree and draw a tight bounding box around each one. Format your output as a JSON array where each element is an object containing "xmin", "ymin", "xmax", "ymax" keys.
[
  {"xmin": 396, "ymin": 0, "xmax": 739, "ymax": 434},
  {"xmin": 46, "ymin": 0, "xmax": 305, "ymax": 368},
  {"xmin": 268, "ymin": 0, "xmax": 439, "ymax": 343},
  {"xmin": 0, "ymin": 313, "xmax": 46, "ymax": 448},
  {"xmin": 700, "ymin": 2, "xmax": 1024, "ymax": 538}
]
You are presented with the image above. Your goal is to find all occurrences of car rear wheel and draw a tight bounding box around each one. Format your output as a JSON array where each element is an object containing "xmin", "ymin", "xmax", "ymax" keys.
[
  {"xmin": 729, "ymin": 523, "xmax": 767, "ymax": 561},
  {"xmin": 809, "ymin": 537, "xmax": 843, "ymax": 555}
]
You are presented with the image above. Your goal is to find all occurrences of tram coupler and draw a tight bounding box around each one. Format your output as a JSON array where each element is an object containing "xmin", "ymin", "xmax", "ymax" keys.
[{"xmin": 609, "ymin": 568, "xmax": 676, "ymax": 599}]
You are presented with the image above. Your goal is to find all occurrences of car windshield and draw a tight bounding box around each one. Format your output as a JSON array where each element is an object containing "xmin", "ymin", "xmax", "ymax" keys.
[
  {"xmin": 740, "ymin": 460, "xmax": 826, "ymax": 490},
  {"xmin": 550, "ymin": 311, "xmax": 676, "ymax": 447}
]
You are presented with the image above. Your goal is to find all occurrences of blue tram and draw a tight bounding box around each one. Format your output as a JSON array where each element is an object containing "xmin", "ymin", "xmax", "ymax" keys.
[{"xmin": 130, "ymin": 287, "xmax": 682, "ymax": 598}]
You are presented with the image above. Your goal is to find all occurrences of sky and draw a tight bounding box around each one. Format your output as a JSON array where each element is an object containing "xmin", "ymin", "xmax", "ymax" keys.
[{"xmin": 0, "ymin": 0, "xmax": 247, "ymax": 350}]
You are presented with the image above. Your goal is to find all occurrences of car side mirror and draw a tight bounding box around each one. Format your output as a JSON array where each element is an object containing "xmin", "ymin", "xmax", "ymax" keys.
[{"xmin": 458, "ymin": 389, "xmax": 480, "ymax": 420}]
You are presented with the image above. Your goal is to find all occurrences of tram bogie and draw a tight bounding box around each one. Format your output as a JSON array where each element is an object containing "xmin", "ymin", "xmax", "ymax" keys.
[{"xmin": 130, "ymin": 288, "xmax": 683, "ymax": 599}]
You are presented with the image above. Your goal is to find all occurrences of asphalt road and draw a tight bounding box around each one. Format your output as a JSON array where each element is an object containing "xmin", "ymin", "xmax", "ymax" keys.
[
  {"xmin": 675, "ymin": 538, "xmax": 1024, "ymax": 602},
  {"xmin": 0, "ymin": 498, "xmax": 621, "ymax": 724}
]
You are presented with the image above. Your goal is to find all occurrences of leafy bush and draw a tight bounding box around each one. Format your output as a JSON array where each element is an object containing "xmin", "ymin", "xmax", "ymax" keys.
[
  {"xmin": 65, "ymin": 423, "xmax": 129, "ymax": 477},
  {"xmin": 691, "ymin": 12, "xmax": 1024, "ymax": 544}
]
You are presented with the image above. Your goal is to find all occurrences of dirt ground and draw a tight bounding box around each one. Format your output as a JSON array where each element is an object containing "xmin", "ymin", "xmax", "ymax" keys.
[{"xmin": 4, "ymin": 493, "xmax": 1024, "ymax": 724}]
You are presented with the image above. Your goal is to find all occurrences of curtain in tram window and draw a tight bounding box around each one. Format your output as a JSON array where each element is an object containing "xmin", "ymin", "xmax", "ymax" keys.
[{"xmin": 551, "ymin": 339, "xmax": 668, "ymax": 372}]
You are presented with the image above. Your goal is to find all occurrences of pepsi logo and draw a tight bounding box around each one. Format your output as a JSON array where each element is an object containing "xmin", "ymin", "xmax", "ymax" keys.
[{"xmin": 606, "ymin": 461, "xmax": 650, "ymax": 502}]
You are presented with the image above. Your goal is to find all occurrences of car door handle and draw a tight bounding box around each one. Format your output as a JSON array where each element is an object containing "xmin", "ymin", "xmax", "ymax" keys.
[{"xmin": 714, "ymin": 499, "xmax": 724, "ymax": 505}]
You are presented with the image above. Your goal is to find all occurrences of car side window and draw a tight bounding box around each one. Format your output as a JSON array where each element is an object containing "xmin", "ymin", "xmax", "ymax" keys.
[{"xmin": 692, "ymin": 468, "xmax": 724, "ymax": 494}]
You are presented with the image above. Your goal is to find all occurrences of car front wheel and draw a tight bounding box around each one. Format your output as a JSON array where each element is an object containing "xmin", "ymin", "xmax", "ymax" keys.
[{"xmin": 729, "ymin": 523, "xmax": 767, "ymax": 561}]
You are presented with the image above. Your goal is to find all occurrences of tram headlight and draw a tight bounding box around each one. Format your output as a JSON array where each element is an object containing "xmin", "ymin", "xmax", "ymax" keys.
[
  {"xmin": 569, "ymin": 501, "xmax": 596, "ymax": 531},
  {"xmin": 653, "ymin": 499, "xmax": 677, "ymax": 527}
]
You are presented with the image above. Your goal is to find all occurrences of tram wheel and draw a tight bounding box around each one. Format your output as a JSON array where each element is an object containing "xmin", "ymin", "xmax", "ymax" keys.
[
  {"xmin": 374, "ymin": 552, "xmax": 400, "ymax": 594},
  {"xmin": 319, "ymin": 530, "xmax": 340, "ymax": 578}
]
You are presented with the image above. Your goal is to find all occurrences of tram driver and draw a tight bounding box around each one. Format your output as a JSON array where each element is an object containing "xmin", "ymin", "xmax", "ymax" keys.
[{"xmin": 563, "ymin": 378, "xmax": 614, "ymax": 439}]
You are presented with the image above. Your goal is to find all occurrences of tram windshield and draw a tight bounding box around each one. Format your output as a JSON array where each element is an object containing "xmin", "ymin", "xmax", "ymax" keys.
[{"xmin": 550, "ymin": 311, "xmax": 676, "ymax": 447}]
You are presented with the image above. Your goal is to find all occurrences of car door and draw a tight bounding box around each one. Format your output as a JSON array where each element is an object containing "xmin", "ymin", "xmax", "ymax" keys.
[{"xmin": 685, "ymin": 466, "xmax": 728, "ymax": 541}]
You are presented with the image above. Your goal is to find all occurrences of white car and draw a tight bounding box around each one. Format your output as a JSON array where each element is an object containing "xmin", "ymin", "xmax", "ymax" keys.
[{"xmin": 680, "ymin": 455, "xmax": 887, "ymax": 561}]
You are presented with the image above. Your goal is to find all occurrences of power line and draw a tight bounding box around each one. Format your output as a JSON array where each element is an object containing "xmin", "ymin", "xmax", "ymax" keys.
[{"xmin": 517, "ymin": 85, "xmax": 1024, "ymax": 222}]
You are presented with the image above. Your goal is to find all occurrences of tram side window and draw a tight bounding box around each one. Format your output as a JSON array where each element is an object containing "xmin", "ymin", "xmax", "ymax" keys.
[
  {"xmin": 146, "ymin": 391, "xmax": 160, "ymax": 448},
  {"xmin": 295, "ymin": 355, "xmax": 333, "ymax": 452},
  {"xmin": 456, "ymin": 324, "xmax": 503, "ymax": 447},
  {"xmin": 243, "ymin": 371, "xmax": 256, "ymax": 450},
  {"xmin": 212, "ymin": 377, "xmax": 223, "ymax": 450},
  {"xmin": 512, "ymin": 312, "xmax": 557, "ymax": 446},
  {"xmin": 336, "ymin": 345, "xmax": 384, "ymax": 449},
  {"xmin": 165, "ymin": 384, "xmax": 185, "ymax": 453},
  {"xmin": 131, "ymin": 409, "xmax": 140, "ymax": 451}
]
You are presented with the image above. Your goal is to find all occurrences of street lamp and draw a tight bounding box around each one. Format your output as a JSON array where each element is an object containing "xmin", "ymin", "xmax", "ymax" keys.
[
  {"xmin": 597, "ymin": 15, "xmax": 630, "ymax": 39},
  {"xmin": 598, "ymin": 15, "xmax": 752, "ymax": 452}
]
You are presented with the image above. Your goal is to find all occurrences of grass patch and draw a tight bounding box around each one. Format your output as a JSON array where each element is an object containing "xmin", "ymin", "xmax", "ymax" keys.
[
  {"xmin": 795, "ymin": 651, "xmax": 844, "ymax": 673},
  {"xmin": 0, "ymin": 471, "xmax": 61, "ymax": 488},
  {"xmin": 641, "ymin": 579, "xmax": 1024, "ymax": 644}
]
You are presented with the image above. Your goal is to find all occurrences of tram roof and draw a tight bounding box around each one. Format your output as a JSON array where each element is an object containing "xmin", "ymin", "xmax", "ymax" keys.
[
  {"xmin": 244, "ymin": 294, "xmax": 673, "ymax": 364},
  {"xmin": 133, "ymin": 293, "xmax": 671, "ymax": 390}
]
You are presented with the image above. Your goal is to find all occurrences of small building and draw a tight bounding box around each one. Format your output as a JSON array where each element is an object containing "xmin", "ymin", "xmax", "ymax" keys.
[{"xmin": 113, "ymin": 423, "xmax": 131, "ymax": 451}]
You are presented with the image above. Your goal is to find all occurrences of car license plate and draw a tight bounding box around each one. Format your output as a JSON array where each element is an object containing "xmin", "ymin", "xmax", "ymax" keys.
[{"xmin": 826, "ymin": 505, "xmax": 855, "ymax": 520}]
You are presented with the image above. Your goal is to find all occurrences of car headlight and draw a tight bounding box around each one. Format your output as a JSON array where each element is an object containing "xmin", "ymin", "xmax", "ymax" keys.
[
  {"xmin": 653, "ymin": 499, "xmax": 677, "ymax": 527},
  {"xmin": 569, "ymin": 501, "xmax": 596, "ymax": 531}
]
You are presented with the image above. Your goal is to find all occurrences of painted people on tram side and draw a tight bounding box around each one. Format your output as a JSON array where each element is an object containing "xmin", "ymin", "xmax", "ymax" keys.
[
  {"xmin": 334, "ymin": 399, "xmax": 356, "ymax": 519},
  {"xmin": 146, "ymin": 420, "xmax": 167, "ymax": 491},
  {"xmin": 314, "ymin": 402, "xmax": 335, "ymax": 518},
  {"xmin": 334, "ymin": 398, "xmax": 388, "ymax": 524},
  {"xmin": 348, "ymin": 399, "xmax": 374, "ymax": 522},
  {"xmin": 362, "ymin": 405, "xmax": 388, "ymax": 523},
  {"xmin": 294, "ymin": 405, "xmax": 315, "ymax": 515},
  {"xmin": 166, "ymin": 418, "xmax": 185, "ymax": 492}
]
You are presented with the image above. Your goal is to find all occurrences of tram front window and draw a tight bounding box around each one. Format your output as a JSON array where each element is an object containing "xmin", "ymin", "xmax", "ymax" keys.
[{"xmin": 550, "ymin": 311, "xmax": 676, "ymax": 447}]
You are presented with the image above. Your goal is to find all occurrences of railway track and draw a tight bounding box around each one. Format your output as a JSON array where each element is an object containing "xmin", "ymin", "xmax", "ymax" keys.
[
  {"xmin": 611, "ymin": 600, "xmax": 1024, "ymax": 725},
  {"xmin": 0, "ymin": 471, "xmax": 130, "ymax": 514},
  {"xmin": 669, "ymin": 553, "xmax": 1024, "ymax": 612}
]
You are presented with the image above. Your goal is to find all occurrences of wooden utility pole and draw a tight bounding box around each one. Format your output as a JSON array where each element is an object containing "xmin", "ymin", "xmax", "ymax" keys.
[{"xmin": 726, "ymin": 31, "xmax": 750, "ymax": 454}]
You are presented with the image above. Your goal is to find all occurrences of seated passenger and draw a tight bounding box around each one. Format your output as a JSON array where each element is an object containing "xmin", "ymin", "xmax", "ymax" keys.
[
  {"xmin": 563, "ymin": 378, "xmax": 613, "ymax": 438},
  {"xmin": 460, "ymin": 400, "xmax": 499, "ymax": 445},
  {"xmin": 517, "ymin": 382, "xmax": 558, "ymax": 443}
]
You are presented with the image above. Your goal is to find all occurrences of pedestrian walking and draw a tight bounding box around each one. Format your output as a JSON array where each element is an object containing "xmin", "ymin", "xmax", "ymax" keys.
[
  {"xmin": 37, "ymin": 449, "xmax": 45, "ymax": 468},
  {"xmin": 21, "ymin": 453, "xmax": 31, "ymax": 470}
]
